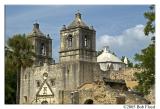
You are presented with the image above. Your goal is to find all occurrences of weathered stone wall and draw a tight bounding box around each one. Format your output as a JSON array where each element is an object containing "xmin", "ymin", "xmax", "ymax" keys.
[
  {"xmin": 20, "ymin": 56, "xmax": 100, "ymax": 104},
  {"xmin": 59, "ymin": 61, "xmax": 97, "ymax": 90},
  {"xmin": 59, "ymin": 90, "xmax": 72, "ymax": 104},
  {"xmin": 79, "ymin": 89, "xmax": 93, "ymax": 104},
  {"xmin": 145, "ymin": 85, "xmax": 155, "ymax": 104},
  {"xmin": 60, "ymin": 62, "xmax": 80, "ymax": 90},
  {"xmin": 20, "ymin": 61, "xmax": 153, "ymax": 104},
  {"xmin": 20, "ymin": 63, "xmax": 64, "ymax": 104},
  {"xmin": 77, "ymin": 82, "xmax": 149, "ymax": 104},
  {"xmin": 124, "ymin": 92, "xmax": 149, "ymax": 104},
  {"xmin": 98, "ymin": 67, "xmax": 143, "ymax": 89}
]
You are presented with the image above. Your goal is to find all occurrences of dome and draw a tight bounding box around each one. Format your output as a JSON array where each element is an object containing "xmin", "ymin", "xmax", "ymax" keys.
[{"xmin": 97, "ymin": 47, "xmax": 123, "ymax": 63}]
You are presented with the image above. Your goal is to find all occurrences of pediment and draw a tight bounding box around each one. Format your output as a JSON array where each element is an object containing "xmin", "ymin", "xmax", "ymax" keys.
[{"xmin": 36, "ymin": 80, "xmax": 54, "ymax": 97}]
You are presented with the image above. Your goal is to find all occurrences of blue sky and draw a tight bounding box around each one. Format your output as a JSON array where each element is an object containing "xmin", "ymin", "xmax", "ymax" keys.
[{"xmin": 5, "ymin": 5, "xmax": 151, "ymax": 63}]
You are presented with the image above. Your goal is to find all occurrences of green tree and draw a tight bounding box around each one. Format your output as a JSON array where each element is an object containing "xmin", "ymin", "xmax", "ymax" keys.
[
  {"xmin": 111, "ymin": 52, "xmax": 117, "ymax": 56},
  {"xmin": 134, "ymin": 44, "xmax": 155, "ymax": 95},
  {"xmin": 5, "ymin": 34, "xmax": 35, "ymax": 104},
  {"xmin": 5, "ymin": 49, "xmax": 17, "ymax": 104},
  {"xmin": 134, "ymin": 5, "xmax": 155, "ymax": 95},
  {"xmin": 134, "ymin": 63, "xmax": 140, "ymax": 68},
  {"xmin": 144, "ymin": 5, "xmax": 155, "ymax": 37}
]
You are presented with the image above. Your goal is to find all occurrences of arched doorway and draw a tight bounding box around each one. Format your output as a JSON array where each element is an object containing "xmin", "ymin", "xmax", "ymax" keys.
[
  {"xmin": 84, "ymin": 99, "xmax": 93, "ymax": 104},
  {"xmin": 41, "ymin": 100, "xmax": 48, "ymax": 104}
]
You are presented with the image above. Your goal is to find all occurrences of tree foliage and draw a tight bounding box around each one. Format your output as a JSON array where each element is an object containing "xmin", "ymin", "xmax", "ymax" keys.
[
  {"xmin": 7, "ymin": 34, "xmax": 35, "ymax": 69},
  {"xmin": 5, "ymin": 34, "xmax": 35, "ymax": 104},
  {"xmin": 134, "ymin": 5, "xmax": 155, "ymax": 95},
  {"xmin": 5, "ymin": 54, "xmax": 17, "ymax": 104},
  {"xmin": 144, "ymin": 5, "xmax": 155, "ymax": 36},
  {"xmin": 134, "ymin": 44, "xmax": 155, "ymax": 95}
]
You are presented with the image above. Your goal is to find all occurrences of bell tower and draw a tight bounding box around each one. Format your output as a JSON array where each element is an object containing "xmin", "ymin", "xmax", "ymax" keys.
[
  {"xmin": 60, "ymin": 12, "xmax": 96, "ymax": 62},
  {"xmin": 59, "ymin": 12, "xmax": 97, "ymax": 89},
  {"xmin": 28, "ymin": 22, "xmax": 53, "ymax": 65}
]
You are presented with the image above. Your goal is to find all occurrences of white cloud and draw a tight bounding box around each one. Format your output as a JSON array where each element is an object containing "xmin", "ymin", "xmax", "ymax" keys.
[{"xmin": 97, "ymin": 24, "xmax": 152, "ymax": 60}]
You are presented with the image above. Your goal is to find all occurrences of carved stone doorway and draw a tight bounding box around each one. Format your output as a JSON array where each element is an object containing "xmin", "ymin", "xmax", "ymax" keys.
[{"xmin": 41, "ymin": 100, "xmax": 48, "ymax": 104}]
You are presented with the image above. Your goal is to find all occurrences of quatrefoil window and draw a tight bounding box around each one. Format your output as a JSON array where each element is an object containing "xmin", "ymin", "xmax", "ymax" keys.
[{"xmin": 43, "ymin": 72, "xmax": 48, "ymax": 80}]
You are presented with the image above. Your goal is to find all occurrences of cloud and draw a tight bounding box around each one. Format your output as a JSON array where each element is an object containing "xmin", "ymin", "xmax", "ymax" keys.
[{"xmin": 97, "ymin": 24, "xmax": 151, "ymax": 60}]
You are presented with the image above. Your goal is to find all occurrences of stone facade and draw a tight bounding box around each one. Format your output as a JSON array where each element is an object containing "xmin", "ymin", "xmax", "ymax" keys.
[
  {"xmin": 59, "ymin": 12, "xmax": 97, "ymax": 89},
  {"xmin": 19, "ymin": 12, "xmax": 153, "ymax": 104}
]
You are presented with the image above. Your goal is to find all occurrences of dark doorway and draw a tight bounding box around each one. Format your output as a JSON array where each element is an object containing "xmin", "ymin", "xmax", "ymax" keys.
[
  {"xmin": 84, "ymin": 99, "xmax": 93, "ymax": 104},
  {"xmin": 41, "ymin": 100, "xmax": 48, "ymax": 104},
  {"xmin": 116, "ymin": 96, "xmax": 125, "ymax": 104}
]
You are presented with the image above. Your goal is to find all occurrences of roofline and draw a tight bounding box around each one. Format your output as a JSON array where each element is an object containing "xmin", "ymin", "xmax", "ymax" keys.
[
  {"xmin": 59, "ymin": 48, "xmax": 96, "ymax": 53},
  {"xmin": 97, "ymin": 61, "xmax": 125, "ymax": 64},
  {"xmin": 27, "ymin": 35, "xmax": 52, "ymax": 40},
  {"xmin": 60, "ymin": 26, "xmax": 96, "ymax": 32}
]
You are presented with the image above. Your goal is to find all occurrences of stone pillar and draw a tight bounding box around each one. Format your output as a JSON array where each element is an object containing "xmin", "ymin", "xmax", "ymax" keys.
[{"xmin": 70, "ymin": 90, "xmax": 79, "ymax": 104}]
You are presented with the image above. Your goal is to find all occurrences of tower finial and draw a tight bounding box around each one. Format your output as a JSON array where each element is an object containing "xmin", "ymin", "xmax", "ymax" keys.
[
  {"xmin": 75, "ymin": 10, "xmax": 81, "ymax": 19},
  {"xmin": 33, "ymin": 20, "xmax": 39, "ymax": 29}
]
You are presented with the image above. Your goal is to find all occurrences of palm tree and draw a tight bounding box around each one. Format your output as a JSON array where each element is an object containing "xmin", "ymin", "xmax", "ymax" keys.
[{"xmin": 6, "ymin": 34, "xmax": 35, "ymax": 104}]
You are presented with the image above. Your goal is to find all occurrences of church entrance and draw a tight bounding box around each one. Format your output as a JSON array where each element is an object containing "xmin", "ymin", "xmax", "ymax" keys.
[
  {"xmin": 84, "ymin": 99, "xmax": 93, "ymax": 104},
  {"xmin": 41, "ymin": 100, "xmax": 48, "ymax": 104}
]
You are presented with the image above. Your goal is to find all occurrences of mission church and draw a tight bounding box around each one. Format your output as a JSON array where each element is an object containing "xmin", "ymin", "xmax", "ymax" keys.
[{"xmin": 20, "ymin": 12, "xmax": 150, "ymax": 104}]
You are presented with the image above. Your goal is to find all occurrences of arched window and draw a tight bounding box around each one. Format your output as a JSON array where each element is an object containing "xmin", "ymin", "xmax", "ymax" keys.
[
  {"xmin": 25, "ymin": 74, "xmax": 27, "ymax": 80},
  {"xmin": 84, "ymin": 99, "xmax": 93, "ymax": 104},
  {"xmin": 68, "ymin": 35, "xmax": 72, "ymax": 47},
  {"xmin": 50, "ymin": 78, "xmax": 55, "ymax": 86},
  {"xmin": 24, "ymin": 96, "xmax": 27, "ymax": 103},
  {"xmin": 40, "ymin": 43, "xmax": 45, "ymax": 55},
  {"xmin": 36, "ymin": 80, "xmax": 40, "ymax": 87},
  {"xmin": 84, "ymin": 36, "xmax": 87, "ymax": 47}
]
